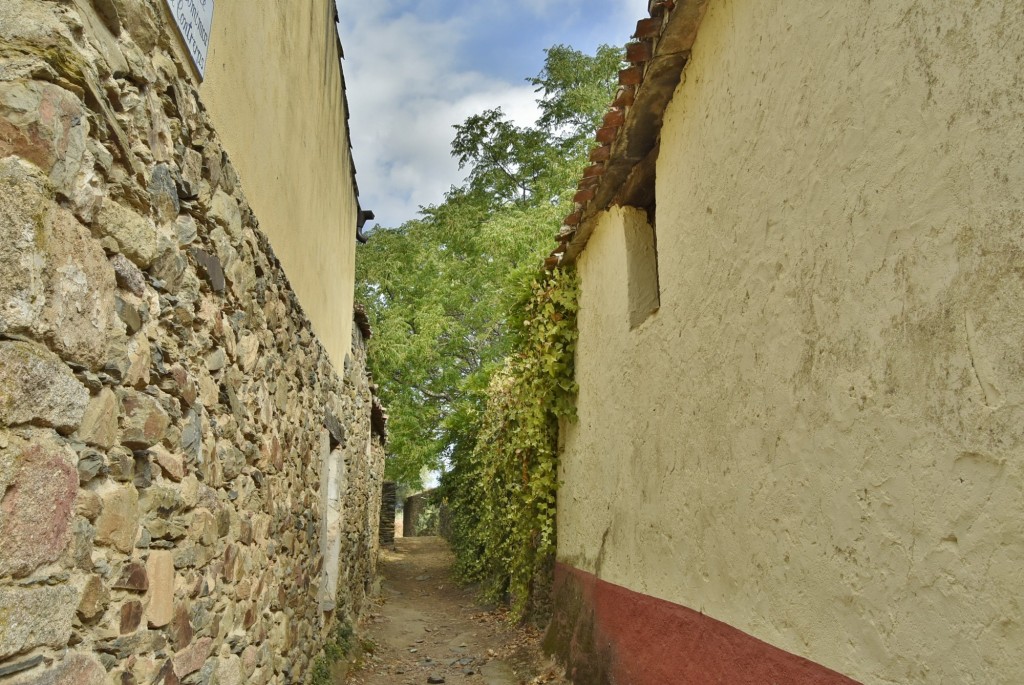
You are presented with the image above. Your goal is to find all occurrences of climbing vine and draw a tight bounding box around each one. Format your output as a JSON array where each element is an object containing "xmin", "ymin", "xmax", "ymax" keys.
[
  {"xmin": 356, "ymin": 45, "xmax": 622, "ymax": 489},
  {"xmin": 442, "ymin": 267, "xmax": 579, "ymax": 621}
]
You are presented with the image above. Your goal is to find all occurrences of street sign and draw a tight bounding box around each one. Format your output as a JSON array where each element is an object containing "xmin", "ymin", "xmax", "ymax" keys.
[{"xmin": 165, "ymin": 0, "xmax": 214, "ymax": 78}]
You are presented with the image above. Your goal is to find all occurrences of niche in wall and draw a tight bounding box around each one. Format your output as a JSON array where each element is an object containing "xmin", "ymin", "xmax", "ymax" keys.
[{"xmin": 624, "ymin": 207, "xmax": 660, "ymax": 329}]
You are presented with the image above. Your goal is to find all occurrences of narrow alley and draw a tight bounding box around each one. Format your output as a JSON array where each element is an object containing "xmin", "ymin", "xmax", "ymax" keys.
[
  {"xmin": 343, "ymin": 538, "xmax": 568, "ymax": 685},
  {"xmin": 2, "ymin": 2, "xmax": 1024, "ymax": 684}
]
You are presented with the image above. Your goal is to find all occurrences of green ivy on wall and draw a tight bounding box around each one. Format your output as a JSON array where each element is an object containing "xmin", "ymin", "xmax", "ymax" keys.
[{"xmin": 442, "ymin": 267, "xmax": 579, "ymax": 621}]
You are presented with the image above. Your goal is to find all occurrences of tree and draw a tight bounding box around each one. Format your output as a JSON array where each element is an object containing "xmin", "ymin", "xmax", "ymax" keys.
[
  {"xmin": 356, "ymin": 44, "xmax": 623, "ymax": 490},
  {"xmin": 530, "ymin": 44, "xmax": 624, "ymax": 148},
  {"xmin": 451, "ymin": 109, "xmax": 551, "ymax": 205}
]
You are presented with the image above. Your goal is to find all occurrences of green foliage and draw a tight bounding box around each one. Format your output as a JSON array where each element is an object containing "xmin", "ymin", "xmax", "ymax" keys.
[
  {"xmin": 309, "ymin": 657, "xmax": 330, "ymax": 685},
  {"xmin": 356, "ymin": 193, "xmax": 565, "ymax": 487},
  {"xmin": 529, "ymin": 44, "xmax": 625, "ymax": 148},
  {"xmin": 357, "ymin": 44, "xmax": 621, "ymax": 490},
  {"xmin": 451, "ymin": 109, "xmax": 553, "ymax": 205},
  {"xmin": 442, "ymin": 268, "xmax": 579, "ymax": 621},
  {"xmin": 357, "ymin": 44, "xmax": 615, "ymax": 616},
  {"xmin": 307, "ymin": 621, "xmax": 355, "ymax": 685},
  {"xmin": 416, "ymin": 501, "xmax": 440, "ymax": 536}
]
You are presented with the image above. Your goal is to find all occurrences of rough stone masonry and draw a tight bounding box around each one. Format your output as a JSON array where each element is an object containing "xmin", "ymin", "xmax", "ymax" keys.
[{"xmin": 0, "ymin": 1, "xmax": 386, "ymax": 682}]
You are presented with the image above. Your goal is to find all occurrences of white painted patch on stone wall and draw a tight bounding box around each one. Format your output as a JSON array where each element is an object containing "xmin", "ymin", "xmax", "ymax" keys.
[{"xmin": 319, "ymin": 430, "xmax": 347, "ymax": 615}]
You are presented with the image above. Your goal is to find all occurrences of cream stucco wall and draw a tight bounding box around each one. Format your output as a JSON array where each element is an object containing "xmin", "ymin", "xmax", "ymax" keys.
[
  {"xmin": 559, "ymin": 1, "xmax": 1024, "ymax": 683},
  {"xmin": 200, "ymin": 0, "xmax": 357, "ymax": 368}
]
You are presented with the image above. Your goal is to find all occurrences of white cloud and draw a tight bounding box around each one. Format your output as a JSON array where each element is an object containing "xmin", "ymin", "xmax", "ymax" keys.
[
  {"xmin": 337, "ymin": 2, "xmax": 544, "ymax": 226},
  {"xmin": 335, "ymin": 0, "xmax": 643, "ymax": 226}
]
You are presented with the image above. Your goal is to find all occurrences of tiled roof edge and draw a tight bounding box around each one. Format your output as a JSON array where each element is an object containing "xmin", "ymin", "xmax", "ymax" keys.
[
  {"xmin": 334, "ymin": 13, "xmax": 364, "ymax": 213},
  {"xmin": 545, "ymin": 0, "xmax": 711, "ymax": 270},
  {"xmin": 353, "ymin": 303, "xmax": 372, "ymax": 340}
]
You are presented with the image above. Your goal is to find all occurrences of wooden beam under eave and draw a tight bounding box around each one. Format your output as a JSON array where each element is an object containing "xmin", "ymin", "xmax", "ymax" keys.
[
  {"xmin": 561, "ymin": 0, "xmax": 709, "ymax": 265},
  {"xmin": 656, "ymin": 0, "xmax": 710, "ymax": 54},
  {"xmin": 613, "ymin": 142, "xmax": 660, "ymax": 211},
  {"xmin": 571, "ymin": 51, "xmax": 687, "ymax": 228}
]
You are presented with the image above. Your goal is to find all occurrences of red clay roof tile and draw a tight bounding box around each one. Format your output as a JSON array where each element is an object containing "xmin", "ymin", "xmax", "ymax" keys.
[
  {"xmin": 603, "ymin": 109, "xmax": 626, "ymax": 127},
  {"xmin": 618, "ymin": 66, "xmax": 644, "ymax": 86},
  {"xmin": 573, "ymin": 188, "xmax": 595, "ymax": 204},
  {"xmin": 547, "ymin": 0, "xmax": 710, "ymax": 269},
  {"xmin": 589, "ymin": 145, "xmax": 611, "ymax": 162},
  {"xmin": 626, "ymin": 41, "xmax": 653, "ymax": 64},
  {"xmin": 634, "ymin": 17, "xmax": 663, "ymax": 39},
  {"xmin": 612, "ymin": 86, "xmax": 636, "ymax": 108}
]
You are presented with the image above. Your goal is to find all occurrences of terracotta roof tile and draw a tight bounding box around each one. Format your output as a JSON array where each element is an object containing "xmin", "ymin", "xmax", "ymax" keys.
[
  {"xmin": 573, "ymin": 188, "xmax": 595, "ymax": 204},
  {"xmin": 634, "ymin": 17, "xmax": 663, "ymax": 39},
  {"xmin": 618, "ymin": 66, "xmax": 644, "ymax": 86},
  {"xmin": 589, "ymin": 145, "xmax": 611, "ymax": 162},
  {"xmin": 563, "ymin": 210, "xmax": 583, "ymax": 226},
  {"xmin": 545, "ymin": 0, "xmax": 710, "ymax": 269},
  {"xmin": 603, "ymin": 109, "xmax": 626, "ymax": 127},
  {"xmin": 612, "ymin": 85, "xmax": 636, "ymax": 108},
  {"xmin": 649, "ymin": 0, "xmax": 676, "ymax": 17},
  {"xmin": 595, "ymin": 126, "xmax": 618, "ymax": 144},
  {"xmin": 626, "ymin": 40, "xmax": 653, "ymax": 64}
]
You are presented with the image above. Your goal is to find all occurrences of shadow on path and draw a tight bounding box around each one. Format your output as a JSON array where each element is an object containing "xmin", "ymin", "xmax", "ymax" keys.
[{"xmin": 344, "ymin": 537, "xmax": 567, "ymax": 685}]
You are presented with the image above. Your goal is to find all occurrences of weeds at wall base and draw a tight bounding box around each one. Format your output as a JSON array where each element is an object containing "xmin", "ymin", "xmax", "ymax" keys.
[{"xmin": 309, "ymin": 621, "xmax": 376, "ymax": 684}]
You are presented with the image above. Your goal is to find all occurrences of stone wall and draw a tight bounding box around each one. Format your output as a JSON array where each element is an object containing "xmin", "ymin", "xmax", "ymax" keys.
[
  {"xmin": 402, "ymin": 490, "xmax": 447, "ymax": 538},
  {"xmin": 402, "ymin": 492, "xmax": 430, "ymax": 538},
  {"xmin": 378, "ymin": 482, "xmax": 396, "ymax": 548},
  {"xmin": 0, "ymin": 1, "xmax": 385, "ymax": 683},
  {"xmin": 201, "ymin": 0, "xmax": 360, "ymax": 370}
]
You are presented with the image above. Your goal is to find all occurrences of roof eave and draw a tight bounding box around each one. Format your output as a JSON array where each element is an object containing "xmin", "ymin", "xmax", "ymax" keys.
[{"xmin": 548, "ymin": 0, "xmax": 711, "ymax": 268}]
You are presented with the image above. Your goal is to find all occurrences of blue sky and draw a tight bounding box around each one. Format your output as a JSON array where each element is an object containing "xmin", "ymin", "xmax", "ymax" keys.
[{"xmin": 336, "ymin": 0, "xmax": 642, "ymax": 226}]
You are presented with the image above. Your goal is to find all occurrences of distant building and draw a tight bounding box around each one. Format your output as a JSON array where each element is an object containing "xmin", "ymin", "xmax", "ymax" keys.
[{"xmin": 547, "ymin": 1, "xmax": 1024, "ymax": 683}]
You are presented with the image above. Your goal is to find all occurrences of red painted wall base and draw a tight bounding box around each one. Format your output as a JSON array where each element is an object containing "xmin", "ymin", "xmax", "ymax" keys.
[{"xmin": 544, "ymin": 563, "xmax": 861, "ymax": 685}]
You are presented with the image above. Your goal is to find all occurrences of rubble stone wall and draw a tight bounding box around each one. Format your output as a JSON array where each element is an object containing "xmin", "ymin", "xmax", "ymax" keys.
[
  {"xmin": 201, "ymin": 0, "xmax": 359, "ymax": 370},
  {"xmin": 402, "ymin": 492, "xmax": 428, "ymax": 538},
  {"xmin": 378, "ymin": 482, "xmax": 396, "ymax": 548},
  {"xmin": 0, "ymin": 1, "xmax": 384, "ymax": 683}
]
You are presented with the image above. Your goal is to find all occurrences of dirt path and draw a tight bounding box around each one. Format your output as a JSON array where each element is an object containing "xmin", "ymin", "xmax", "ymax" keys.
[{"xmin": 343, "ymin": 537, "xmax": 568, "ymax": 685}]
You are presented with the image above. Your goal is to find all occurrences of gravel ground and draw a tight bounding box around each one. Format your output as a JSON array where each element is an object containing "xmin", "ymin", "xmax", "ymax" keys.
[{"xmin": 343, "ymin": 537, "xmax": 569, "ymax": 685}]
